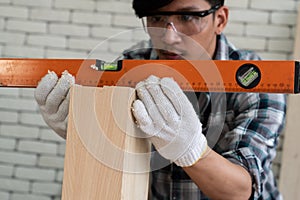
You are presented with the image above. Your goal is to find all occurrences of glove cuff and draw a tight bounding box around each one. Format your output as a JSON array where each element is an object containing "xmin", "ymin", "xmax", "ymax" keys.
[{"xmin": 174, "ymin": 133, "xmax": 208, "ymax": 167}]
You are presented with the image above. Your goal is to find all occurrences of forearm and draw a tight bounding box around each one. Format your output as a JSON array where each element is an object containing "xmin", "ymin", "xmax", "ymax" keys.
[{"xmin": 183, "ymin": 148, "xmax": 252, "ymax": 200}]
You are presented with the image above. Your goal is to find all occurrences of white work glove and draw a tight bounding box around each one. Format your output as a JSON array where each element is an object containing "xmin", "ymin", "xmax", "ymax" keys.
[
  {"xmin": 34, "ymin": 70, "xmax": 75, "ymax": 139},
  {"xmin": 132, "ymin": 75, "xmax": 208, "ymax": 167}
]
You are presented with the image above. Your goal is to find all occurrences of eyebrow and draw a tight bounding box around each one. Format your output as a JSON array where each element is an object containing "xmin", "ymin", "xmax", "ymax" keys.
[{"xmin": 177, "ymin": 6, "xmax": 205, "ymax": 11}]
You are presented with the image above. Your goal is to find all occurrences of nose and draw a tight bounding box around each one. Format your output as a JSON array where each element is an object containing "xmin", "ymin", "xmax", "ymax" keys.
[
  {"xmin": 161, "ymin": 22, "xmax": 182, "ymax": 45},
  {"xmin": 166, "ymin": 22, "xmax": 178, "ymax": 33}
]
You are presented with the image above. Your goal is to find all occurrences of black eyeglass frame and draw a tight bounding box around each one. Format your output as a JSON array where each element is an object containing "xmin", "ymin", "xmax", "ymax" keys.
[{"xmin": 137, "ymin": 4, "xmax": 222, "ymax": 18}]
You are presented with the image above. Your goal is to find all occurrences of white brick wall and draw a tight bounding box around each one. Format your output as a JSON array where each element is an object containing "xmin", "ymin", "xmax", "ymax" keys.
[
  {"xmin": 12, "ymin": 0, "xmax": 52, "ymax": 7},
  {"xmin": 54, "ymin": 0, "xmax": 95, "ymax": 10},
  {"xmin": 0, "ymin": 32, "xmax": 26, "ymax": 45},
  {"xmin": 4, "ymin": 46, "xmax": 45, "ymax": 58},
  {"xmin": 0, "ymin": 178, "xmax": 30, "ymax": 192},
  {"xmin": 30, "ymin": 9, "xmax": 70, "ymax": 22},
  {"xmin": 11, "ymin": 194, "xmax": 51, "ymax": 200},
  {"xmin": 0, "ymin": 6, "xmax": 28, "ymax": 18},
  {"xmin": 6, "ymin": 19, "xmax": 47, "ymax": 33},
  {"xmin": 0, "ymin": 151, "xmax": 37, "ymax": 166},
  {"xmin": 251, "ymin": 0, "xmax": 296, "ymax": 11},
  {"xmin": 0, "ymin": 0, "xmax": 298, "ymax": 199},
  {"xmin": 0, "ymin": 137, "xmax": 16, "ymax": 150},
  {"xmin": 49, "ymin": 24, "xmax": 90, "ymax": 36},
  {"xmin": 72, "ymin": 12, "xmax": 112, "ymax": 25},
  {"xmin": 0, "ymin": 164, "xmax": 14, "ymax": 177},
  {"xmin": 27, "ymin": 35, "xmax": 67, "ymax": 48},
  {"xmin": 15, "ymin": 167, "xmax": 56, "ymax": 181}
]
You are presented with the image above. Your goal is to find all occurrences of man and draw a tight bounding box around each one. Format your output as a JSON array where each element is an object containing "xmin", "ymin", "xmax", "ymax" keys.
[{"xmin": 35, "ymin": 0, "xmax": 286, "ymax": 199}]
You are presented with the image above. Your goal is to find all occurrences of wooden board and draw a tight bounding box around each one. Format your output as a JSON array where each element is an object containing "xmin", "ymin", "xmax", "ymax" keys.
[
  {"xmin": 279, "ymin": 95, "xmax": 300, "ymax": 199},
  {"xmin": 293, "ymin": 5, "xmax": 300, "ymax": 58},
  {"xmin": 61, "ymin": 85, "xmax": 150, "ymax": 200},
  {"xmin": 278, "ymin": 5, "xmax": 300, "ymax": 199}
]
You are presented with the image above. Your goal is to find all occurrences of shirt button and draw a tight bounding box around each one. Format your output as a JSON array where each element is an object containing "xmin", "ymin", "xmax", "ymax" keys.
[{"xmin": 172, "ymin": 193, "xmax": 177, "ymax": 200}]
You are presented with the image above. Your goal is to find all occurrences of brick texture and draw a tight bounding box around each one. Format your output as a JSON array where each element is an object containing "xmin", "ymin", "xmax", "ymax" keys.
[{"xmin": 0, "ymin": 0, "xmax": 298, "ymax": 199}]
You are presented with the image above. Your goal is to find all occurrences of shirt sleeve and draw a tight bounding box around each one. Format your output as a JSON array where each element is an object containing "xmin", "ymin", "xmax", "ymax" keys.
[{"xmin": 219, "ymin": 93, "xmax": 286, "ymax": 198}]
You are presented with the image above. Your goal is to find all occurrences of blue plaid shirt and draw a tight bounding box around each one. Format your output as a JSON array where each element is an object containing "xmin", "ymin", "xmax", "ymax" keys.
[{"xmin": 122, "ymin": 34, "xmax": 286, "ymax": 200}]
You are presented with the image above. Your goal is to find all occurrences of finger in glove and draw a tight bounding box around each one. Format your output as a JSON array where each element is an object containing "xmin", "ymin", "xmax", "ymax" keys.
[
  {"xmin": 143, "ymin": 75, "xmax": 180, "ymax": 125},
  {"xmin": 48, "ymin": 90, "xmax": 71, "ymax": 122},
  {"xmin": 160, "ymin": 77, "xmax": 194, "ymax": 115},
  {"xmin": 135, "ymin": 76, "xmax": 165, "ymax": 127},
  {"xmin": 132, "ymin": 99, "xmax": 156, "ymax": 136},
  {"xmin": 45, "ymin": 70, "xmax": 75, "ymax": 114},
  {"xmin": 34, "ymin": 71, "xmax": 58, "ymax": 106}
]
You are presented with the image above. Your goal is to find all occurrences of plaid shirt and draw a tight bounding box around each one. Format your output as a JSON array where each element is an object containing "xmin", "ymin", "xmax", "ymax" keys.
[{"xmin": 122, "ymin": 34, "xmax": 286, "ymax": 200}]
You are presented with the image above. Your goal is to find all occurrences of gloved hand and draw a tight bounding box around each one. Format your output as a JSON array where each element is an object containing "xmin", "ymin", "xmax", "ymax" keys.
[
  {"xmin": 34, "ymin": 70, "xmax": 75, "ymax": 139},
  {"xmin": 132, "ymin": 75, "xmax": 208, "ymax": 167}
]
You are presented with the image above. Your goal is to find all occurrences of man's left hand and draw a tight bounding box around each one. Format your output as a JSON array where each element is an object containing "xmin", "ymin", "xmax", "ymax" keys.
[{"xmin": 132, "ymin": 75, "xmax": 208, "ymax": 167}]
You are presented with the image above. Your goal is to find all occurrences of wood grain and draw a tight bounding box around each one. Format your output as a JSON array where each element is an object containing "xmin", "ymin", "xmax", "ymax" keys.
[
  {"xmin": 278, "ymin": 5, "xmax": 300, "ymax": 199},
  {"xmin": 61, "ymin": 85, "xmax": 150, "ymax": 200}
]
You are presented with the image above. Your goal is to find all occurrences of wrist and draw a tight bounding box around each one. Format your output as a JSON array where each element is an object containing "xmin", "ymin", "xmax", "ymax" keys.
[{"xmin": 175, "ymin": 133, "xmax": 208, "ymax": 167}]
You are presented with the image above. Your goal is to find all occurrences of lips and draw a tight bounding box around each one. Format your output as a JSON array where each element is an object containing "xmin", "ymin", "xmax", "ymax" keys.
[{"xmin": 159, "ymin": 50, "xmax": 183, "ymax": 60}]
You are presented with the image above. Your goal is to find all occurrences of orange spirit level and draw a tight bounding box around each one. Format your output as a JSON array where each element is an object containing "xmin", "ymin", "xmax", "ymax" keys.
[{"xmin": 0, "ymin": 58, "xmax": 299, "ymax": 93}]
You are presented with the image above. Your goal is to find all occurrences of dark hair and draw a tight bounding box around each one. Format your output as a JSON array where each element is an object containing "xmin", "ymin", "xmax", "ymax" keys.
[
  {"xmin": 132, "ymin": 0, "xmax": 224, "ymax": 18},
  {"xmin": 205, "ymin": 0, "xmax": 224, "ymax": 6}
]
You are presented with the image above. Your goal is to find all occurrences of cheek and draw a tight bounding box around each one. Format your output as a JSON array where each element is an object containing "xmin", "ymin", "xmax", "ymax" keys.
[
  {"xmin": 182, "ymin": 37, "xmax": 212, "ymax": 59},
  {"xmin": 192, "ymin": 23, "xmax": 215, "ymax": 48},
  {"xmin": 192, "ymin": 36, "xmax": 211, "ymax": 49},
  {"xmin": 187, "ymin": 25, "xmax": 217, "ymax": 57},
  {"xmin": 180, "ymin": 35, "xmax": 215, "ymax": 59},
  {"xmin": 149, "ymin": 34, "xmax": 164, "ymax": 49}
]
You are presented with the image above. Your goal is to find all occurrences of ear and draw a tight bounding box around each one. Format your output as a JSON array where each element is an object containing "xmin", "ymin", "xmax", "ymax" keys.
[{"xmin": 214, "ymin": 6, "xmax": 229, "ymax": 35}]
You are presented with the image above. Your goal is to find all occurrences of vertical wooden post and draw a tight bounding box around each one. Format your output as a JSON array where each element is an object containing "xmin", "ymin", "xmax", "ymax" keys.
[
  {"xmin": 293, "ymin": 6, "xmax": 300, "ymax": 59},
  {"xmin": 278, "ymin": 5, "xmax": 300, "ymax": 199},
  {"xmin": 61, "ymin": 85, "xmax": 150, "ymax": 200}
]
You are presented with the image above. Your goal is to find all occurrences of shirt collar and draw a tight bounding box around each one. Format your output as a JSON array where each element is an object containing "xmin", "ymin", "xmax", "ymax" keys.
[{"xmin": 213, "ymin": 33, "xmax": 235, "ymax": 60}]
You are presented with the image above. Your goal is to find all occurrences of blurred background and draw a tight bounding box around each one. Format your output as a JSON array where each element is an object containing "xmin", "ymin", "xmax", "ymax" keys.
[{"xmin": 0, "ymin": 0, "xmax": 298, "ymax": 199}]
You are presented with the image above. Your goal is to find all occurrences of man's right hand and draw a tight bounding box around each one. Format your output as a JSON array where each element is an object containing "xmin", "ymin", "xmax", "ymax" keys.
[{"xmin": 34, "ymin": 70, "xmax": 75, "ymax": 139}]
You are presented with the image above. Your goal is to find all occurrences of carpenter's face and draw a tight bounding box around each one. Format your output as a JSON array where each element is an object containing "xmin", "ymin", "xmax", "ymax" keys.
[{"xmin": 144, "ymin": 0, "xmax": 228, "ymax": 60}]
